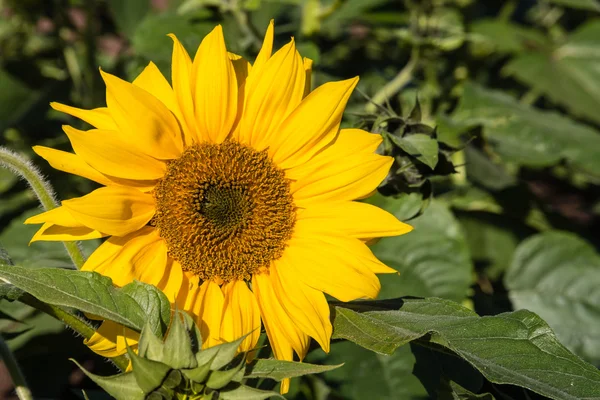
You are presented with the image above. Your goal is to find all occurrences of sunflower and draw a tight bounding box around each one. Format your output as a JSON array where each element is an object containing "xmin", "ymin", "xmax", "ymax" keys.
[{"xmin": 26, "ymin": 22, "xmax": 412, "ymax": 393}]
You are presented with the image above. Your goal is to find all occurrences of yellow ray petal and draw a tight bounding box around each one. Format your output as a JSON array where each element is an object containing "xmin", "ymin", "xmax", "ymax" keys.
[
  {"xmin": 241, "ymin": 39, "xmax": 305, "ymax": 148},
  {"xmin": 303, "ymin": 57, "xmax": 313, "ymax": 98},
  {"xmin": 25, "ymin": 205, "xmax": 82, "ymax": 227},
  {"xmin": 100, "ymin": 69, "xmax": 183, "ymax": 159},
  {"xmin": 271, "ymin": 261, "xmax": 332, "ymax": 353},
  {"xmin": 128, "ymin": 231, "xmax": 169, "ymax": 286},
  {"xmin": 32, "ymin": 146, "xmax": 157, "ymax": 191},
  {"xmin": 252, "ymin": 20, "xmax": 274, "ymax": 71},
  {"xmin": 64, "ymin": 126, "xmax": 166, "ymax": 180},
  {"xmin": 286, "ymin": 128, "xmax": 383, "ymax": 180},
  {"xmin": 193, "ymin": 280, "xmax": 225, "ymax": 348},
  {"xmin": 82, "ymin": 227, "xmax": 157, "ymax": 287},
  {"xmin": 296, "ymin": 201, "xmax": 413, "ymax": 239},
  {"xmin": 30, "ymin": 222, "xmax": 105, "ymax": 243},
  {"xmin": 270, "ymin": 77, "xmax": 359, "ymax": 170},
  {"xmin": 252, "ymin": 272, "xmax": 310, "ymax": 360},
  {"xmin": 62, "ymin": 186, "xmax": 155, "ymax": 237},
  {"xmin": 283, "ymin": 236, "xmax": 381, "ymax": 301},
  {"xmin": 292, "ymin": 155, "xmax": 391, "ymax": 206},
  {"xmin": 50, "ymin": 103, "xmax": 116, "ymax": 130},
  {"xmin": 157, "ymin": 259, "xmax": 185, "ymax": 304},
  {"xmin": 169, "ymin": 34, "xmax": 199, "ymax": 143},
  {"xmin": 192, "ymin": 25, "xmax": 238, "ymax": 144},
  {"xmin": 85, "ymin": 321, "xmax": 139, "ymax": 358},
  {"xmin": 221, "ymin": 280, "xmax": 261, "ymax": 353}
]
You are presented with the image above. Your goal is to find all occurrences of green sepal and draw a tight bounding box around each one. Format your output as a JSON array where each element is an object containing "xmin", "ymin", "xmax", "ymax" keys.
[
  {"xmin": 162, "ymin": 310, "xmax": 197, "ymax": 369},
  {"xmin": 196, "ymin": 333, "xmax": 249, "ymax": 370},
  {"xmin": 205, "ymin": 355, "xmax": 246, "ymax": 390},
  {"xmin": 219, "ymin": 383, "xmax": 284, "ymax": 400},
  {"xmin": 71, "ymin": 360, "xmax": 145, "ymax": 400},
  {"xmin": 190, "ymin": 381, "xmax": 205, "ymax": 394},
  {"xmin": 162, "ymin": 369, "xmax": 183, "ymax": 389},
  {"xmin": 138, "ymin": 321, "xmax": 166, "ymax": 362},
  {"xmin": 127, "ymin": 345, "xmax": 171, "ymax": 393},
  {"xmin": 182, "ymin": 354, "xmax": 214, "ymax": 383}
]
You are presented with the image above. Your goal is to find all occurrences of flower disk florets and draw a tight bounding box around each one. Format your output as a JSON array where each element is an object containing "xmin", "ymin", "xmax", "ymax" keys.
[{"xmin": 153, "ymin": 141, "xmax": 295, "ymax": 282}]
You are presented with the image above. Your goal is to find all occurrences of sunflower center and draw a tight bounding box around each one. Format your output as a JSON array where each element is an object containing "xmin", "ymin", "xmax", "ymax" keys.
[{"xmin": 153, "ymin": 141, "xmax": 295, "ymax": 282}]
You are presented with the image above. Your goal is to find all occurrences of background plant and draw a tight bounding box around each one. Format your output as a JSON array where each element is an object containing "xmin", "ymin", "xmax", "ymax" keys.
[{"xmin": 1, "ymin": 0, "xmax": 600, "ymax": 399}]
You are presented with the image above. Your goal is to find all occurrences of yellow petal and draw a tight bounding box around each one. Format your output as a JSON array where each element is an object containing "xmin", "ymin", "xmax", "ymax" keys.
[
  {"xmin": 85, "ymin": 321, "xmax": 139, "ymax": 358},
  {"xmin": 50, "ymin": 102, "xmax": 117, "ymax": 130},
  {"xmin": 283, "ymin": 236, "xmax": 381, "ymax": 301},
  {"xmin": 221, "ymin": 280, "xmax": 261, "ymax": 352},
  {"xmin": 132, "ymin": 61, "xmax": 178, "ymax": 113},
  {"xmin": 296, "ymin": 201, "xmax": 413, "ymax": 239},
  {"xmin": 25, "ymin": 205, "xmax": 82, "ymax": 227},
  {"xmin": 62, "ymin": 186, "xmax": 155, "ymax": 237},
  {"xmin": 157, "ymin": 259, "xmax": 185, "ymax": 304},
  {"xmin": 270, "ymin": 77, "xmax": 359, "ymax": 169},
  {"xmin": 32, "ymin": 146, "xmax": 157, "ymax": 191},
  {"xmin": 193, "ymin": 280, "xmax": 225, "ymax": 348},
  {"xmin": 30, "ymin": 222, "xmax": 105, "ymax": 243},
  {"xmin": 169, "ymin": 34, "xmax": 199, "ymax": 143},
  {"xmin": 64, "ymin": 126, "xmax": 166, "ymax": 180},
  {"xmin": 241, "ymin": 39, "xmax": 305, "ymax": 148},
  {"xmin": 192, "ymin": 25, "xmax": 238, "ymax": 144},
  {"xmin": 271, "ymin": 261, "xmax": 332, "ymax": 353},
  {"xmin": 82, "ymin": 227, "xmax": 156, "ymax": 286},
  {"xmin": 101, "ymin": 69, "xmax": 183, "ymax": 159},
  {"xmin": 252, "ymin": 272, "xmax": 310, "ymax": 360},
  {"xmin": 252, "ymin": 20, "xmax": 274, "ymax": 71},
  {"xmin": 303, "ymin": 57, "xmax": 313, "ymax": 97}
]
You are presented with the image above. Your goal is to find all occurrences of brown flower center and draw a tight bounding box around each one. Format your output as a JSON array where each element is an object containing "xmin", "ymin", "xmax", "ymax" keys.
[{"xmin": 153, "ymin": 141, "xmax": 295, "ymax": 282}]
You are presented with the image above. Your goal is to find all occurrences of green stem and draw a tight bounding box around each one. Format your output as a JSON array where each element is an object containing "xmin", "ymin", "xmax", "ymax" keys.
[
  {"xmin": 19, "ymin": 294, "xmax": 130, "ymax": 372},
  {"xmin": 0, "ymin": 147, "xmax": 85, "ymax": 269},
  {"xmin": 365, "ymin": 48, "xmax": 420, "ymax": 113},
  {"xmin": 0, "ymin": 335, "xmax": 33, "ymax": 400}
]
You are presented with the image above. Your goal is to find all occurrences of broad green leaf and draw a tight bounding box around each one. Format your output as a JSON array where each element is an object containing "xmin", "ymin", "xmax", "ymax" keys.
[
  {"xmin": 548, "ymin": 0, "xmax": 600, "ymax": 11},
  {"xmin": 0, "ymin": 70, "xmax": 40, "ymax": 132},
  {"xmin": 505, "ymin": 232, "xmax": 600, "ymax": 364},
  {"xmin": 452, "ymin": 83, "xmax": 600, "ymax": 177},
  {"xmin": 390, "ymin": 133, "xmax": 439, "ymax": 169},
  {"xmin": 440, "ymin": 380, "xmax": 496, "ymax": 400},
  {"xmin": 504, "ymin": 21, "xmax": 600, "ymax": 125},
  {"xmin": 464, "ymin": 147, "xmax": 516, "ymax": 191},
  {"xmin": 107, "ymin": 0, "xmax": 150, "ymax": 39},
  {"xmin": 372, "ymin": 201, "xmax": 473, "ymax": 302},
  {"xmin": 246, "ymin": 359, "xmax": 342, "ymax": 381},
  {"xmin": 310, "ymin": 341, "xmax": 427, "ymax": 400},
  {"xmin": 333, "ymin": 298, "xmax": 600, "ymax": 400},
  {"xmin": 469, "ymin": 19, "xmax": 547, "ymax": 55},
  {"xmin": 72, "ymin": 360, "xmax": 145, "ymax": 400},
  {"xmin": 0, "ymin": 265, "xmax": 169, "ymax": 335},
  {"xmin": 121, "ymin": 281, "xmax": 171, "ymax": 338}
]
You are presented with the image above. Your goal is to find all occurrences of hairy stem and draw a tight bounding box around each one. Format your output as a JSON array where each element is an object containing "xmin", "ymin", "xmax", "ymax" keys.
[
  {"xmin": 20, "ymin": 294, "xmax": 130, "ymax": 372},
  {"xmin": 365, "ymin": 48, "xmax": 420, "ymax": 113},
  {"xmin": 0, "ymin": 335, "xmax": 33, "ymax": 400},
  {"xmin": 0, "ymin": 147, "xmax": 85, "ymax": 269}
]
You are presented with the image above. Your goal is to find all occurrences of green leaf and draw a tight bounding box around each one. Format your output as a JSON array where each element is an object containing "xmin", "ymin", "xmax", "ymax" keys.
[
  {"xmin": 390, "ymin": 133, "xmax": 439, "ymax": 169},
  {"xmin": 196, "ymin": 335, "xmax": 247, "ymax": 371},
  {"xmin": 333, "ymin": 298, "xmax": 600, "ymax": 400},
  {"xmin": 246, "ymin": 359, "xmax": 342, "ymax": 381},
  {"xmin": 439, "ymin": 380, "xmax": 496, "ymax": 400},
  {"xmin": 161, "ymin": 311, "xmax": 197, "ymax": 369},
  {"xmin": 128, "ymin": 346, "xmax": 171, "ymax": 394},
  {"xmin": 364, "ymin": 192, "xmax": 423, "ymax": 222},
  {"xmin": 219, "ymin": 383, "xmax": 284, "ymax": 400},
  {"xmin": 372, "ymin": 201, "xmax": 473, "ymax": 302},
  {"xmin": 0, "ymin": 70, "xmax": 40, "ymax": 132},
  {"xmin": 121, "ymin": 281, "xmax": 171, "ymax": 338},
  {"xmin": 505, "ymin": 232, "xmax": 600, "ymax": 364},
  {"xmin": 469, "ymin": 19, "xmax": 547, "ymax": 55},
  {"xmin": 504, "ymin": 21, "xmax": 600, "ymax": 125},
  {"xmin": 452, "ymin": 82, "xmax": 600, "ymax": 177},
  {"xmin": 464, "ymin": 146, "xmax": 516, "ymax": 191},
  {"xmin": 548, "ymin": 0, "xmax": 600, "ymax": 11},
  {"xmin": 72, "ymin": 360, "xmax": 145, "ymax": 400},
  {"xmin": 205, "ymin": 358, "xmax": 245, "ymax": 389},
  {"xmin": 0, "ymin": 265, "xmax": 166, "ymax": 334},
  {"xmin": 107, "ymin": 0, "xmax": 150, "ymax": 39}
]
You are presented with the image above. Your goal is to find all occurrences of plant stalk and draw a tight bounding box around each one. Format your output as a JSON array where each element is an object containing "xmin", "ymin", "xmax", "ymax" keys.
[
  {"xmin": 0, "ymin": 335, "xmax": 33, "ymax": 400},
  {"xmin": 0, "ymin": 147, "xmax": 85, "ymax": 269}
]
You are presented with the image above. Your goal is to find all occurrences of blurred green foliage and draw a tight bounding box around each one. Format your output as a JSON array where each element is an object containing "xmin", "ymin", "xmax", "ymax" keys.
[{"xmin": 1, "ymin": 0, "xmax": 600, "ymax": 399}]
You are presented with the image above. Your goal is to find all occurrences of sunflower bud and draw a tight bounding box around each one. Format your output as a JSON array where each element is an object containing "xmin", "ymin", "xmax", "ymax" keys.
[{"xmin": 73, "ymin": 312, "xmax": 280, "ymax": 400}]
